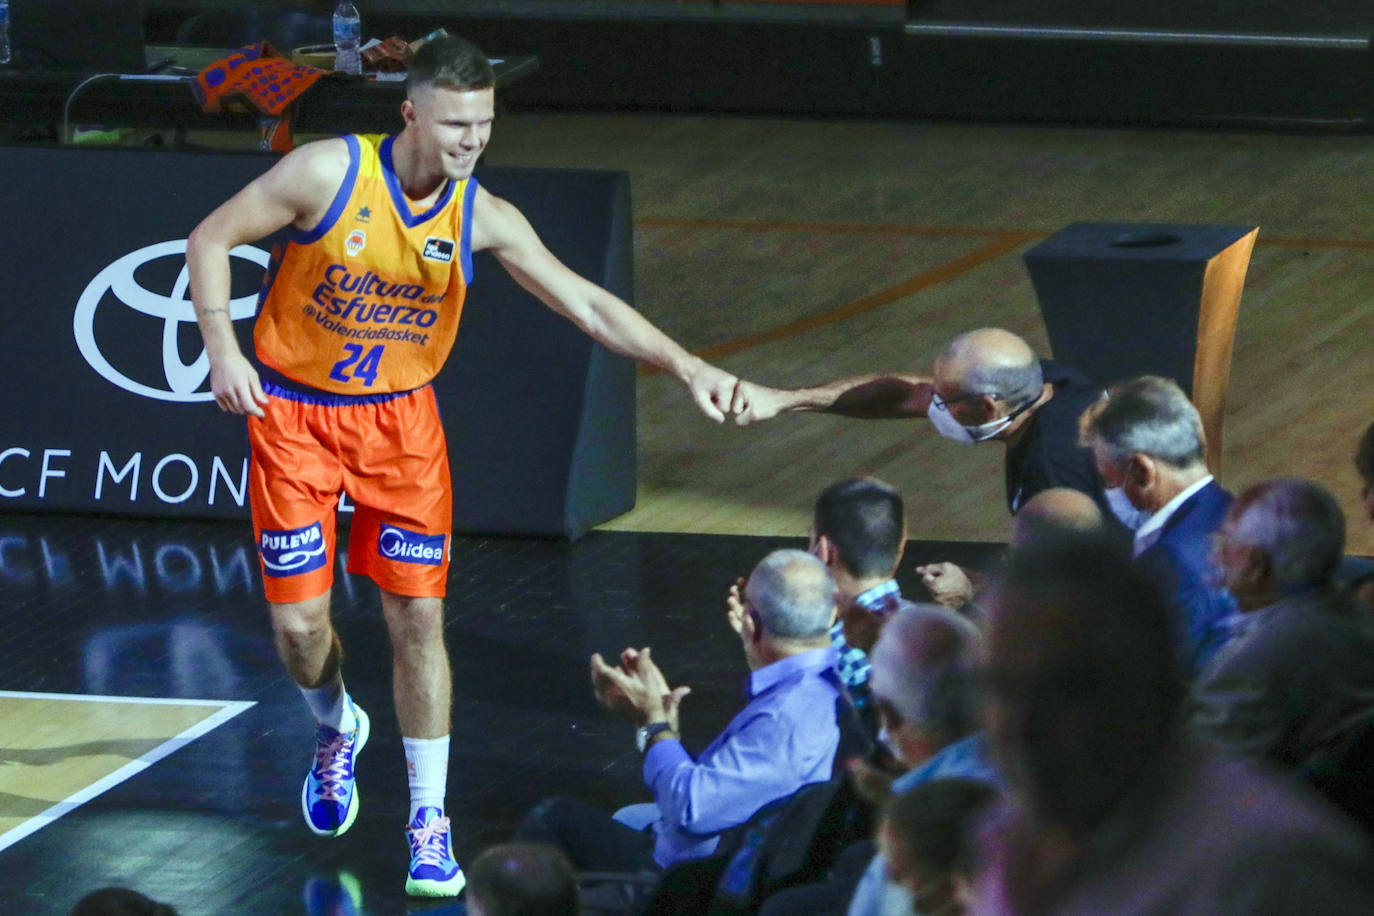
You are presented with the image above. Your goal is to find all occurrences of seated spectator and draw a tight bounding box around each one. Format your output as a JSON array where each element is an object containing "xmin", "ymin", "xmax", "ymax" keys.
[
  {"xmin": 877, "ymin": 779, "xmax": 999, "ymax": 916},
  {"xmin": 1357, "ymin": 420, "xmax": 1374, "ymax": 524},
  {"xmin": 806, "ymin": 477, "xmax": 915, "ymax": 700},
  {"xmin": 1191, "ymin": 478, "xmax": 1374, "ymax": 776},
  {"xmin": 1009, "ymin": 487, "xmax": 1103, "ymax": 546},
  {"xmin": 918, "ymin": 487, "xmax": 1103, "ymax": 616},
  {"xmin": 761, "ymin": 603, "xmax": 989, "ymax": 916},
  {"xmin": 517, "ymin": 549, "xmax": 842, "ymax": 872},
  {"xmin": 465, "ymin": 843, "xmax": 578, "ymax": 916},
  {"xmin": 975, "ymin": 532, "xmax": 1374, "ymax": 914},
  {"xmin": 867, "ymin": 606, "xmax": 990, "ymax": 790},
  {"xmin": 1342, "ymin": 420, "xmax": 1374, "ymax": 608},
  {"xmin": 1078, "ymin": 375, "xmax": 1235, "ymax": 672},
  {"xmin": 69, "ymin": 888, "xmax": 178, "ymax": 916},
  {"xmin": 844, "ymin": 605, "xmax": 993, "ymax": 916}
]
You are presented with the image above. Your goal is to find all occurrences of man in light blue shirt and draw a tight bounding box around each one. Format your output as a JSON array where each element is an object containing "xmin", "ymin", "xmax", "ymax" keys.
[{"xmin": 517, "ymin": 548, "xmax": 843, "ymax": 871}]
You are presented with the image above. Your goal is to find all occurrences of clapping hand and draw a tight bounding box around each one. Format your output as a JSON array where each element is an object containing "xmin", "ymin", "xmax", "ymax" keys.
[
  {"xmin": 726, "ymin": 577, "xmax": 750, "ymax": 635},
  {"xmin": 590, "ymin": 646, "xmax": 690, "ymax": 730}
]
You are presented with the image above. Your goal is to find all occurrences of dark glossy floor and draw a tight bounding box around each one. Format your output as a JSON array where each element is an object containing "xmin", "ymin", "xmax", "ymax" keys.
[{"xmin": 0, "ymin": 511, "xmax": 1000, "ymax": 916}]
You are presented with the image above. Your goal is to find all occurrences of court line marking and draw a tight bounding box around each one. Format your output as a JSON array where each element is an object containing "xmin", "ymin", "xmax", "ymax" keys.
[
  {"xmin": 636, "ymin": 230, "xmax": 1040, "ymax": 376},
  {"xmin": 633, "ymin": 219, "xmax": 1370, "ymax": 375},
  {"xmin": 639, "ymin": 216, "xmax": 1374, "ymax": 251},
  {"xmin": 0, "ymin": 692, "xmax": 255, "ymax": 853}
]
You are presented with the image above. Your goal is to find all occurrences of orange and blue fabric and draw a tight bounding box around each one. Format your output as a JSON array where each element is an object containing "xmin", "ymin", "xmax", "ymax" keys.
[{"xmin": 192, "ymin": 42, "xmax": 332, "ymax": 152}]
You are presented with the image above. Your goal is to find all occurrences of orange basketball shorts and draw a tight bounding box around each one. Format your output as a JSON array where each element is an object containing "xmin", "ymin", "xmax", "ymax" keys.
[{"xmin": 248, "ymin": 383, "xmax": 452, "ymax": 603}]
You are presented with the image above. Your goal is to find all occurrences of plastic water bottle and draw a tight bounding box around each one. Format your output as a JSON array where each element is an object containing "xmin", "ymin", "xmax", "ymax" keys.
[
  {"xmin": 333, "ymin": 2, "xmax": 362, "ymax": 75},
  {"xmin": 0, "ymin": 0, "xmax": 12, "ymax": 67}
]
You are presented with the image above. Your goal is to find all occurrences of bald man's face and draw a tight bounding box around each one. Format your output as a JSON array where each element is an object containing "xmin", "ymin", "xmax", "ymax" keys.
[{"xmin": 932, "ymin": 357, "xmax": 1003, "ymax": 427}]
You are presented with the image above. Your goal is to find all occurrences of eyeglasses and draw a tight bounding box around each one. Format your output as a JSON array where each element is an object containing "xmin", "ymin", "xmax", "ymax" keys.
[{"xmin": 930, "ymin": 391, "xmax": 1000, "ymax": 412}]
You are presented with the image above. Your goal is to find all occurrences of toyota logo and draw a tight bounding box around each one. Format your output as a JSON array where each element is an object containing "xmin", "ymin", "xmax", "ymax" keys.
[{"xmin": 73, "ymin": 239, "xmax": 269, "ymax": 402}]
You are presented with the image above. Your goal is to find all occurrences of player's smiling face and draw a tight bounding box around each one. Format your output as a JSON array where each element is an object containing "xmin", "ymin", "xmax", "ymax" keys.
[{"xmin": 404, "ymin": 84, "xmax": 494, "ymax": 181}]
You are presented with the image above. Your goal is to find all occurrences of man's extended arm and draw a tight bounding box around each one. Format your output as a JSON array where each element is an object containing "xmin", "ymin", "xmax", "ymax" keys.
[
  {"xmin": 470, "ymin": 187, "xmax": 743, "ymax": 422},
  {"xmin": 731, "ymin": 374, "xmax": 934, "ymax": 426},
  {"xmin": 186, "ymin": 139, "xmax": 348, "ymax": 417}
]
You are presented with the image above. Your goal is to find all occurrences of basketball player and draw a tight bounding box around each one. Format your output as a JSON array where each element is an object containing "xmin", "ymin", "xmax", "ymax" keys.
[{"xmin": 187, "ymin": 36, "xmax": 747, "ymax": 897}]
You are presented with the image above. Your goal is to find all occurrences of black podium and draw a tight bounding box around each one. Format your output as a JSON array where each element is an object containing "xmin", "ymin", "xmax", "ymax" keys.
[{"xmin": 1022, "ymin": 223, "xmax": 1258, "ymax": 473}]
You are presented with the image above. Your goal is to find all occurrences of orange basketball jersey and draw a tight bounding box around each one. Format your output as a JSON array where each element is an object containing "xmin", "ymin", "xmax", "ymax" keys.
[{"xmin": 254, "ymin": 133, "xmax": 476, "ymax": 394}]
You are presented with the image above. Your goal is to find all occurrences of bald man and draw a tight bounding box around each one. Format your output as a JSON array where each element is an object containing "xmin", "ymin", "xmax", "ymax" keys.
[
  {"xmin": 1011, "ymin": 486, "xmax": 1103, "ymax": 546},
  {"xmin": 735, "ymin": 328, "xmax": 1110, "ymax": 518}
]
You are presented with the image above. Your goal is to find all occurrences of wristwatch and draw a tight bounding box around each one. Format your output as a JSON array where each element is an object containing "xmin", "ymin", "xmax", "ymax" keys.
[{"xmin": 636, "ymin": 721, "xmax": 675, "ymax": 753}]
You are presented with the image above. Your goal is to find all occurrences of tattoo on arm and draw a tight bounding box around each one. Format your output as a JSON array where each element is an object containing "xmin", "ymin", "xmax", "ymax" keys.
[{"xmin": 197, "ymin": 307, "xmax": 229, "ymax": 317}]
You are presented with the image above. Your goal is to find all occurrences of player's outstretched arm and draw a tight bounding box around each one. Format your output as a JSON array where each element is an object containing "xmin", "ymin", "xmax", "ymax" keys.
[
  {"xmin": 471, "ymin": 187, "xmax": 739, "ymax": 422},
  {"xmin": 186, "ymin": 139, "xmax": 350, "ymax": 417},
  {"xmin": 730, "ymin": 373, "xmax": 934, "ymax": 426}
]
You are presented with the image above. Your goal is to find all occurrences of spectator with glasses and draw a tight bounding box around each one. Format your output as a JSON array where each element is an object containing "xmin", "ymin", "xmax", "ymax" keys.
[{"xmin": 730, "ymin": 328, "xmax": 1110, "ymax": 519}]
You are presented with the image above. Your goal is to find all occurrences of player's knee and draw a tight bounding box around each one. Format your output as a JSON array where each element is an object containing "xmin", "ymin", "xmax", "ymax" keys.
[
  {"xmin": 271, "ymin": 600, "xmax": 332, "ymax": 648},
  {"xmin": 384, "ymin": 596, "xmax": 445, "ymax": 646}
]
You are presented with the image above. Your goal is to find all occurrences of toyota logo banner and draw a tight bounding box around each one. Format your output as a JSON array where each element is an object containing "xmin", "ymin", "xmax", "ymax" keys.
[
  {"xmin": 0, "ymin": 145, "xmax": 275, "ymax": 519},
  {"xmin": 73, "ymin": 240, "xmax": 269, "ymax": 403}
]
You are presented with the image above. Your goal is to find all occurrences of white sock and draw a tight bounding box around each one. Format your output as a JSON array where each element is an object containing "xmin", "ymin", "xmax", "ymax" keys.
[
  {"xmin": 300, "ymin": 675, "xmax": 356, "ymax": 733},
  {"xmin": 403, "ymin": 735, "xmax": 450, "ymax": 821}
]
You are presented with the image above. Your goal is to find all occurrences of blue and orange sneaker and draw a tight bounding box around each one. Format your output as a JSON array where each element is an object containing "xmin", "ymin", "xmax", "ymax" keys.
[
  {"xmin": 301, "ymin": 699, "xmax": 370, "ymax": 837},
  {"xmin": 404, "ymin": 806, "xmax": 466, "ymax": 897}
]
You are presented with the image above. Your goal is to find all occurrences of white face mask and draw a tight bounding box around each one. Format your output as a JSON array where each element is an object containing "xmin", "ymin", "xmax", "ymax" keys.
[
  {"xmin": 928, "ymin": 394, "xmax": 1012, "ymax": 444},
  {"xmin": 880, "ymin": 879, "xmax": 917, "ymax": 916},
  {"xmin": 1105, "ymin": 486, "xmax": 1148, "ymax": 530}
]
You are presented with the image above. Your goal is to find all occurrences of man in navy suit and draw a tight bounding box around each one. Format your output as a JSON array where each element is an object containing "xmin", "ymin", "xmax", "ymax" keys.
[{"xmin": 1078, "ymin": 376, "xmax": 1235, "ymax": 673}]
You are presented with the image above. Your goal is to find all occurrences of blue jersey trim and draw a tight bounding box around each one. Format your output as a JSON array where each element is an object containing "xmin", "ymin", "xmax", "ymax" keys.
[
  {"xmin": 292, "ymin": 134, "xmax": 360, "ymax": 245},
  {"xmin": 260, "ymin": 369, "xmax": 422, "ymax": 406},
  {"xmin": 380, "ymin": 135, "xmax": 456, "ymax": 228},
  {"xmin": 460, "ymin": 176, "xmax": 478, "ymax": 285}
]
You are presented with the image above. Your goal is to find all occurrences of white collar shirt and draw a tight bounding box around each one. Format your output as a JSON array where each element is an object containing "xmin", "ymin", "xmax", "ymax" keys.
[{"xmin": 1133, "ymin": 474, "xmax": 1214, "ymax": 558}]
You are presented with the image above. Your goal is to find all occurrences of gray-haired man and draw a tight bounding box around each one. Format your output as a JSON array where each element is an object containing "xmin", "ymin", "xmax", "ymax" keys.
[
  {"xmin": 1079, "ymin": 375, "xmax": 1235, "ymax": 671},
  {"xmin": 517, "ymin": 549, "xmax": 844, "ymax": 872}
]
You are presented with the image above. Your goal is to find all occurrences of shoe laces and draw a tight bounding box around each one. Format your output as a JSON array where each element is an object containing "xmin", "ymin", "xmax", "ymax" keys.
[
  {"xmin": 312, "ymin": 730, "xmax": 354, "ymax": 802},
  {"xmin": 408, "ymin": 815, "xmax": 452, "ymax": 867}
]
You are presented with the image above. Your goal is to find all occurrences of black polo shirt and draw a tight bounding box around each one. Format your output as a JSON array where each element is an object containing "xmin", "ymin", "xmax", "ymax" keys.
[{"xmin": 1004, "ymin": 359, "xmax": 1108, "ymax": 516}]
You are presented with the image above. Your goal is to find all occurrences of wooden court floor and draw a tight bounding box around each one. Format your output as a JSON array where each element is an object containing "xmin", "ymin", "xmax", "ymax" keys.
[{"xmin": 480, "ymin": 113, "xmax": 1374, "ymax": 553}]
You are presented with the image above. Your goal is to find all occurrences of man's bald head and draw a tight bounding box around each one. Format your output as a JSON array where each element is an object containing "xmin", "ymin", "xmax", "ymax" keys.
[
  {"xmin": 1012, "ymin": 487, "xmax": 1103, "ymax": 547},
  {"xmin": 935, "ymin": 328, "xmax": 1043, "ymax": 408}
]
